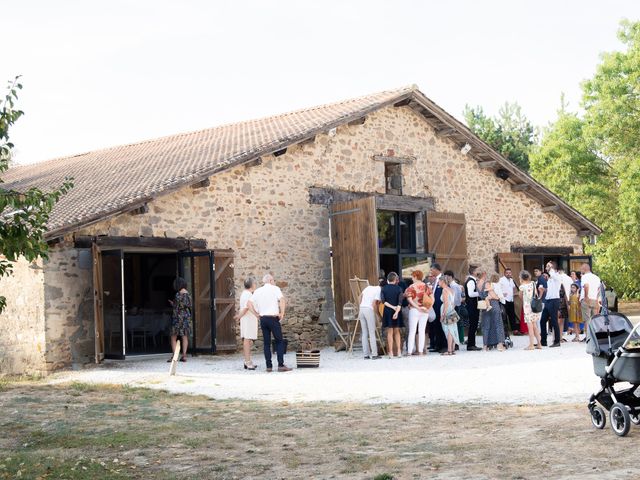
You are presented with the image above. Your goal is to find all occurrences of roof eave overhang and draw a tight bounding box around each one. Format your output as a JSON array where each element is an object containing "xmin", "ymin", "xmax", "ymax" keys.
[
  {"xmin": 403, "ymin": 91, "xmax": 602, "ymax": 237},
  {"xmin": 44, "ymin": 87, "xmax": 601, "ymax": 241}
]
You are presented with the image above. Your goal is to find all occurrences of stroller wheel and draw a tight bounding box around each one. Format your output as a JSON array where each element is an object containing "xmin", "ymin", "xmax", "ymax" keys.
[
  {"xmin": 590, "ymin": 405, "xmax": 606, "ymax": 430},
  {"xmin": 610, "ymin": 403, "xmax": 631, "ymax": 437},
  {"xmin": 631, "ymin": 414, "xmax": 640, "ymax": 426}
]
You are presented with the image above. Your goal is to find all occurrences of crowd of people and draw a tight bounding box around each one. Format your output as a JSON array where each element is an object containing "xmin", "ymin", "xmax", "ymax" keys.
[
  {"xmin": 357, "ymin": 261, "xmax": 603, "ymax": 358},
  {"xmin": 166, "ymin": 261, "xmax": 603, "ymax": 368}
]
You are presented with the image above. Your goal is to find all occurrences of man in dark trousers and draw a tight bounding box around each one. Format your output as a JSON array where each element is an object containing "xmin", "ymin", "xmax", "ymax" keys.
[
  {"xmin": 464, "ymin": 265, "xmax": 482, "ymax": 351},
  {"xmin": 428, "ymin": 263, "xmax": 448, "ymax": 353}
]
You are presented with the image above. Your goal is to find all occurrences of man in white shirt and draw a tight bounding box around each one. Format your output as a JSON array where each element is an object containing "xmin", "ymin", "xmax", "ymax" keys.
[
  {"xmin": 464, "ymin": 265, "xmax": 482, "ymax": 351},
  {"xmin": 580, "ymin": 263, "xmax": 601, "ymax": 339},
  {"xmin": 358, "ymin": 284, "xmax": 382, "ymax": 359},
  {"xmin": 249, "ymin": 273, "xmax": 291, "ymax": 372},
  {"xmin": 499, "ymin": 268, "xmax": 519, "ymax": 334},
  {"xmin": 541, "ymin": 261, "xmax": 562, "ymax": 347}
]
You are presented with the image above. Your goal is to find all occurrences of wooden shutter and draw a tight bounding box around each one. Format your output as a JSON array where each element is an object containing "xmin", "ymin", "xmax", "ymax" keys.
[
  {"xmin": 330, "ymin": 197, "xmax": 379, "ymax": 324},
  {"xmin": 92, "ymin": 243, "xmax": 105, "ymax": 363},
  {"xmin": 569, "ymin": 255, "xmax": 592, "ymax": 273},
  {"xmin": 192, "ymin": 254, "xmax": 213, "ymax": 351},
  {"xmin": 496, "ymin": 253, "xmax": 524, "ymax": 276},
  {"xmin": 426, "ymin": 211, "xmax": 468, "ymax": 280},
  {"xmin": 214, "ymin": 250, "xmax": 236, "ymax": 351}
]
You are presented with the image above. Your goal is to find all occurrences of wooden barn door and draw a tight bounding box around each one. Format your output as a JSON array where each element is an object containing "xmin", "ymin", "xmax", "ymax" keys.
[
  {"xmin": 179, "ymin": 251, "xmax": 215, "ymax": 353},
  {"xmin": 213, "ymin": 250, "xmax": 236, "ymax": 351},
  {"xmin": 330, "ymin": 197, "xmax": 379, "ymax": 324},
  {"xmin": 497, "ymin": 252, "xmax": 524, "ymax": 317},
  {"xmin": 426, "ymin": 211, "xmax": 468, "ymax": 280}
]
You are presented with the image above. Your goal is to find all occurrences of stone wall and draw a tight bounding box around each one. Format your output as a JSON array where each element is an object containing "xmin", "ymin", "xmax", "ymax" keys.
[
  {"xmin": 40, "ymin": 104, "xmax": 582, "ymax": 369},
  {"xmin": 0, "ymin": 256, "xmax": 46, "ymax": 375},
  {"xmin": 42, "ymin": 243, "xmax": 94, "ymax": 371}
]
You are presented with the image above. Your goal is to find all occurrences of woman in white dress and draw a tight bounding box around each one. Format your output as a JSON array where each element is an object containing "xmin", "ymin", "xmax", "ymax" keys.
[{"xmin": 235, "ymin": 277, "xmax": 258, "ymax": 370}]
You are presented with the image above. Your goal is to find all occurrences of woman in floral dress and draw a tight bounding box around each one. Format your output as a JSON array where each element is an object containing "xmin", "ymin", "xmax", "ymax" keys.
[{"xmin": 168, "ymin": 277, "xmax": 192, "ymax": 362}]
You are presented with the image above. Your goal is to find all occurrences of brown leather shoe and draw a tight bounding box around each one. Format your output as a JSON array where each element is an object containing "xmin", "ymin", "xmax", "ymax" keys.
[
  {"xmin": 277, "ymin": 366, "xmax": 292, "ymax": 372},
  {"xmin": 266, "ymin": 367, "xmax": 273, "ymax": 372}
]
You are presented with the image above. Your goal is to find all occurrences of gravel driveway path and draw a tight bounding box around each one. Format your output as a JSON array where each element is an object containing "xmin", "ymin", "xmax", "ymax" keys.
[{"xmin": 49, "ymin": 334, "xmax": 610, "ymax": 405}]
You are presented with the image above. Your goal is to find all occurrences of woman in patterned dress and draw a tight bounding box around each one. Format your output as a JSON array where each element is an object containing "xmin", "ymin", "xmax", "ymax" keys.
[
  {"xmin": 168, "ymin": 277, "xmax": 192, "ymax": 362},
  {"xmin": 518, "ymin": 270, "xmax": 542, "ymax": 350}
]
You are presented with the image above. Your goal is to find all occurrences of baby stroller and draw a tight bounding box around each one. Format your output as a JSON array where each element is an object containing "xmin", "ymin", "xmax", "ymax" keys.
[{"xmin": 587, "ymin": 284, "xmax": 640, "ymax": 436}]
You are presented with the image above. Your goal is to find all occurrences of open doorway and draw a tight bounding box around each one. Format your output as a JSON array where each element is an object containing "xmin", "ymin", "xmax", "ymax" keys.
[
  {"xmin": 94, "ymin": 244, "xmax": 236, "ymax": 361},
  {"xmin": 123, "ymin": 252, "xmax": 176, "ymax": 355}
]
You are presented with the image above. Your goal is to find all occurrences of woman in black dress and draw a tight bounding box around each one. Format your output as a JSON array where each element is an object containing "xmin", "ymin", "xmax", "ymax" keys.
[{"xmin": 381, "ymin": 272, "xmax": 404, "ymax": 358}]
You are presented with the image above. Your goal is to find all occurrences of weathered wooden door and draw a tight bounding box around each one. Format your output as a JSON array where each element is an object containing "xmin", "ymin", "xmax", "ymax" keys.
[
  {"xmin": 213, "ymin": 250, "xmax": 236, "ymax": 351},
  {"xmin": 497, "ymin": 252, "xmax": 524, "ymax": 318},
  {"xmin": 330, "ymin": 197, "xmax": 379, "ymax": 323},
  {"xmin": 426, "ymin": 211, "xmax": 468, "ymax": 280},
  {"xmin": 92, "ymin": 244, "xmax": 104, "ymax": 363},
  {"xmin": 179, "ymin": 251, "xmax": 216, "ymax": 353}
]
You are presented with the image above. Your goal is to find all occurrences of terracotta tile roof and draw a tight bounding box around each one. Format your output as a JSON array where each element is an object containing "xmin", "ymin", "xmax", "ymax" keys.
[
  {"xmin": 2, "ymin": 84, "xmax": 601, "ymax": 237},
  {"xmin": 2, "ymin": 86, "xmax": 415, "ymax": 238}
]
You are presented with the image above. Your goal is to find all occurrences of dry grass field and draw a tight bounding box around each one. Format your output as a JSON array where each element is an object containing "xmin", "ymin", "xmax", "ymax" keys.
[{"xmin": 2, "ymin": 380, "xmax": 640, "ymax": 480}]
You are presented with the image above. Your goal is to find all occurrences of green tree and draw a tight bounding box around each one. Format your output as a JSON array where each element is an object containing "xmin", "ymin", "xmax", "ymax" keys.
[
  {"xmin": 463, "ymin": 102, "xmax": 537, "ymax": 171},
  {"xmin": 530, "ymin": 19, "xmax": 640, "ymax": 298},
  {"xmin": 581, "ymin": 20, "xmax": 640, "ymax": 297},
  {"xmin": 0, "ymin": 77, "xmax": 73, "ymax": 313},
  {"xmin": 528, "ymin": 108, "xmax": 635, "ymax": 294}
]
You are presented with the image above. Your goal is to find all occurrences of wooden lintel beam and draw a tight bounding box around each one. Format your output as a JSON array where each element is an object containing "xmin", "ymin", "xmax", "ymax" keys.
[
  {"xmin": 478, "ymin": 160, "xmax": 498, "ymax": 168},
  {"xmin": 372, "ymin": 154, "xmax": 415, "ymax": 164},
  {"xmin": 73, "ymin": 235, "xmax": 207, "ymax": 250},
  {"xmin": 511, "ymin": 183, "xmax": 530, "ymax": 192},
  {"xmin": 541, "ymin": 205, "xmax": 560, "ymax": 212}
]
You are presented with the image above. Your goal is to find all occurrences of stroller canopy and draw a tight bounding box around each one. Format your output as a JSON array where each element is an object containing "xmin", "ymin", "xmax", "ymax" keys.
[{"xmin": 586, "ymin": 312, "xmax": 634, "ymax": 357}]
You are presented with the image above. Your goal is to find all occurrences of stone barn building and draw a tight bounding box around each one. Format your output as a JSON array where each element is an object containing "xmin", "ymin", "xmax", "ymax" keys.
[{"xmin": 0, "ymin": 85, "xmax": 601, "ymax": 374}]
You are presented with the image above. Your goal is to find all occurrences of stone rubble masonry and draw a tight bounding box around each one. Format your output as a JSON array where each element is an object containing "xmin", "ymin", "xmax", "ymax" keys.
[
  {"xmin": 0, "ymin": 256, "xmax": 46, "ymax": 375},
  {"xmin": 0, "ymin": 105, "xmax": 583, "ymax": 373}
]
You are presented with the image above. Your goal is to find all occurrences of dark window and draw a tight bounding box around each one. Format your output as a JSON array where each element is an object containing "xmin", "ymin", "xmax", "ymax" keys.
[
  {"xmin": 385, "ymin": 163, "xmax": 403, "ymax": 195},
  {"xmin": 377, "ymin": 211, "xmax": 424, "ymax": 280},
  {"xmin": 399, "ymin": 213, "xmax": 413, "ymax": 252}
]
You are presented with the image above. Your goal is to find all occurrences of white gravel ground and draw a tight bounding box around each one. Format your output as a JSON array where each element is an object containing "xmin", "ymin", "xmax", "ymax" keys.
[{"xmin": 48, "ymin": 333, "xmax": 614, "ymax": 405}]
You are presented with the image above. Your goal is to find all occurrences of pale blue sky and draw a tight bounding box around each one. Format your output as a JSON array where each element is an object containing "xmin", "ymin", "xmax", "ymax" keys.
[{"xmin": 4, "ymin": 0, "xmax": 640, "ymax": 165}]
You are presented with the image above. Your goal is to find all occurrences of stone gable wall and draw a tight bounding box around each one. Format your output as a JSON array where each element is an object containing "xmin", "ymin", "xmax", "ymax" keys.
[{"xmin": 37, "ymin": 105, "xmax": 582, "ymax": 370}]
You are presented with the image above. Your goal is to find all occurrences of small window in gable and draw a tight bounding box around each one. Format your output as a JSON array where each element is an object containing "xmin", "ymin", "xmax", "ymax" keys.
[{"xmin": 385, "ymin": 163, "xmax": 403, "ymax": 195}]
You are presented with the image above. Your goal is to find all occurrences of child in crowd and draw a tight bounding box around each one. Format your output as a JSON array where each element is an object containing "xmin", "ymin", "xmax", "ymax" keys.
[{"xmin": 568, "ymin": 283, "xmax": 582, "ymax": 342}]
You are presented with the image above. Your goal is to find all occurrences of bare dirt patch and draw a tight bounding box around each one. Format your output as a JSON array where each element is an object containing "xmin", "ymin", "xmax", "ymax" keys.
[{"xmin": 1, "ymin": 382, "xmax": 639, "ymax": 479}]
